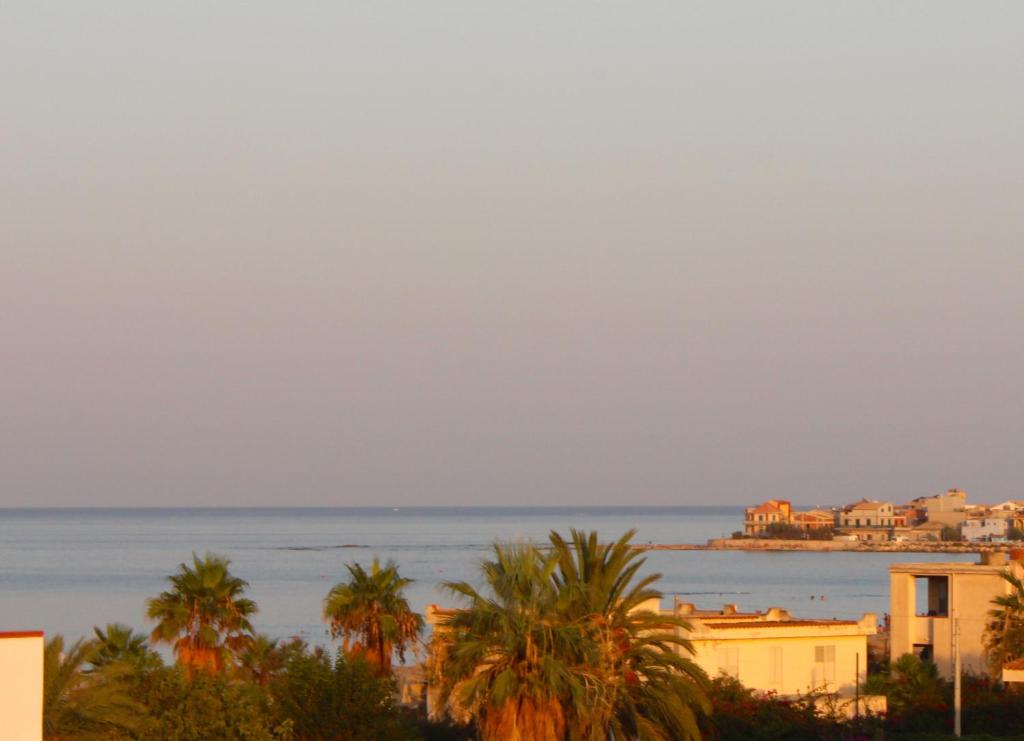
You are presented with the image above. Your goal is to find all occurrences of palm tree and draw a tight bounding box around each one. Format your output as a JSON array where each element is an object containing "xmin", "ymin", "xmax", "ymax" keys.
[
  {"xmin": 435, "ymin": 531, "xmax": 709, "ymax": 741},
  {"xmin": 91, "ymin": 623, "xmax": 161, "ymax": 670},
  {"xmin": 984, "ymin": 569, "xmax": 1024, "ymax": 674},
  {"xmin": 437, "ymin": 543, "xmax": 587, "ymax": 740},
  {"xmin": 549, "ymin": 529, "xmax": 709, "ymax": 740},
  {"xmin": 238, "ymin": 634, "xmax": 306, "ymax": 686},
  {"xmin": 323, "ymin": 558, "xmax": 423, "ymax": 674},
  {"xmin": 43, "ymin": 635, "xmax": 143, "ymax": 739},
  {"xmin": 146, "ymin": 552, "xmax": 257, "ymax": 677}
]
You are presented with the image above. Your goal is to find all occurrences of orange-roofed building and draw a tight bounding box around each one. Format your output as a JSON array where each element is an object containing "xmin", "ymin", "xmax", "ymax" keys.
[
  {"xmin": 793, "ymin": 509, "xmax": 836, "ymax": 531},
  {"xmin": 744, "ymin": 499, "xmax": 793, "ymax": 535}
]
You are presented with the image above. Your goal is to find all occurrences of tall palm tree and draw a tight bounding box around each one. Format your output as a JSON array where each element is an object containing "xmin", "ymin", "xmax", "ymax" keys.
[
  {"xmin": 549, "ymin": 529, "xmax": 709, "ymax": 740},
  {"xmin": 435, "ymin": 531, "xmax": 709, "ymax": 741},
  {"xmin": 985, "ymin": 569, "xmax": 1024, "ymax": 674},
  {"xmin": 43, "ymin": 635, "xmax": 143, "ymax": 739},
  {"xmin": 146, "ymin": 552, "xmax": 257, "ymax": 677},
  {"xmin": 437, "ymin": 543, "xmax": 589, "ymax": 740},
  {"xmin": 323, "ymin": 558, "xmax": 423, "ymax": 674}
]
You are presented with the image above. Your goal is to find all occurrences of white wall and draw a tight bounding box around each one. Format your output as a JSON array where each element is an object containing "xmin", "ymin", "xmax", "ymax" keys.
[{"xmin": 0, "ymin": 632, "xmax": 44, "ymax": 741}]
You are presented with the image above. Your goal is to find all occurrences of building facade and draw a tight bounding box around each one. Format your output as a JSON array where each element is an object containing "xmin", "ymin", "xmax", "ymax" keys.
[
  {"xmin": 910, "ymin": 489, "xmax": 968, "ymax": 527},
  {"xmin": 669, "ymin": 601, "xmax": 877, "ymax": 698},
  {"xmin": 962, "ymin": 517, "xmax": 1009, "ymax": 542},
  {"xmin": 744, "ymin": 500, "xmax": 793, "ymax": 535},
  {"xmin": 0, "ymin": 631, "xmax": 43, "ymax": 741},
  {"xmin": 889, "ymin": 553, "xmax": 1024, "ymax": 677},
  {"xmin": 839, "ymin": 500, "xmax": 895, "ymax": 529},
  {"xmin": 792, "ymin": 509, "xmax": 836, "ymax": 531}
]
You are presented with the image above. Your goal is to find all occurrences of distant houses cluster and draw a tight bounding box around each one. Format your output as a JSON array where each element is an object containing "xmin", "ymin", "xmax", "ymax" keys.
[{"xmin": 744, "ymin": 489, "xmax": 1024, "ymax": 543}]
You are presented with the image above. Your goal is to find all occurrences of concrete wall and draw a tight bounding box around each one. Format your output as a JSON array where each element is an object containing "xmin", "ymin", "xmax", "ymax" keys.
[
  {"xmin": 925, "ymin": 510, "xmax": 967, "ymax": 527},
  {"xmin": 890, "ymin": 560, "xmax": 1023, "ymax": 677},
  {"xmin": 0, "ymin": 632, "xmax": 43, "ymax": 741}
]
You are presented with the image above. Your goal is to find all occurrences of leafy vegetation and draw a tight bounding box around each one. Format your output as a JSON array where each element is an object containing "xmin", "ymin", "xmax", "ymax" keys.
[
  {"xmin": 40, "ymin": 540, "xmax": 1024, "ymax": 740},
  {"xmin": 762, "ymin": 522, "xmax": 835, "ymax": 540},
  {"xmin": 862, "ymin": 654, "xmax": 949, "ymax": 734},
  {"xmin": 984, "ymin": 569, "xmax": 1024, "ymax": 675},
  {"xmin": 434, "ymin": 529, "xmax": 709, "ymax": 740},
  {"xmin": 267, "ymin": 647, "xmax": 417, "ymax": 740},
  {"xmin": 323, "ymin": 557, "xmax": 424, "ymax": 675},
  {"xmin": 700, "ymin": 675, "xmax": 850, "ymax": 740},
  {"xmin": 146, "ymin": 553, "xmax": 257, "ymax": 677},
  {"xmin": 43, "ymin": 635, "xmax": 144, "ymax": 739},
  {"xmin": 940, "ymin": 525, "xmax": 964, "ymax": 542}
]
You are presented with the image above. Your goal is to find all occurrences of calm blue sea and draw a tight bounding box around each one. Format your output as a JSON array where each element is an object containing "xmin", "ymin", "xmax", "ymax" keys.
[{"xmin": 0, "ymin": 507, "xmax": 976, "ymax": 647}]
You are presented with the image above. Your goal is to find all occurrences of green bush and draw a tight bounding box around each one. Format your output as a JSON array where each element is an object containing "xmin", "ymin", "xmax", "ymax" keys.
[
  {"xmin": 268, "ymin": 648, "xmax": 418, "ymax": 741},
  {"xmin": 131, "ymin": 666, "xmax": 283, "ymax": 740}
]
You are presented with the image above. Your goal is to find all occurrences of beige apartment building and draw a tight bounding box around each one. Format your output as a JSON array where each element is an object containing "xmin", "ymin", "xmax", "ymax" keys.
[
  {"xmin": 909, "ymin": 489, "xmax": 968, "ymax": 528},
  {"xmin": 669, "ymin": 601, "xmax": 877, "ymax": 698},
  {"xmin": 0, "ymin": 631, "xmax": 43, "ymax": 741},
  {"xmin": 889, "ymin": 552, "xmax": 1024, "ymax": 677},
  {"xmin": 839, "ymin": 500, "xmax": 895, "ymax": 529}
]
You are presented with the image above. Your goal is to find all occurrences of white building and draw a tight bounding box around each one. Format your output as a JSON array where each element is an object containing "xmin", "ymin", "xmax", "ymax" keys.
[
  {"xmin": 0, "ymin": 631, "xmax": 43, "ymax": 741},
  {"xmin": 962, "ymin": 517, "xmax": 1009, "ymax": 542},
  {"xmin": 669, "ymin": 601, "xmax": 878, "ymax": 699}
]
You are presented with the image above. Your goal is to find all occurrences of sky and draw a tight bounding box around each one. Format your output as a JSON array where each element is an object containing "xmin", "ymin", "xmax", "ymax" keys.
[{"xmin": 2, "ymin": 2, "xmax": 1023, "ymax": 507}]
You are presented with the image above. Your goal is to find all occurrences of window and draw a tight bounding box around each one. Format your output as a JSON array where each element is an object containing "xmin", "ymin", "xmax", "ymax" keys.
[
  {"xmin": 717, "ymin": 647, "xmax": 739, "ymax": 678},
  {"xmin": 812, "ymin": 645, "xmax": 835, "ymax": 688},
  {"xmin": 914, "ymin": 576, "xmax": 949, "ymax": 617},
  {"xmin": 767, "ymin": 646, "xmax": 783, "ymax": 686}
]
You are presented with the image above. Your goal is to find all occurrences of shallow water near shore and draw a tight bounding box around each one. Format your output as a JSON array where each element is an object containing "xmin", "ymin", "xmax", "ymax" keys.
[{"xmin": 0, "ymin": 507, "xmax": 977, "ymax": 648}]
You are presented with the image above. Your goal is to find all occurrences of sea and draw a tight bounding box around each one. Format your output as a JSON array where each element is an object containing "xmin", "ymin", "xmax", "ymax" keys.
[{"xmin": 0, "ymin": 507, "xmax": 976, "ymax": 648}]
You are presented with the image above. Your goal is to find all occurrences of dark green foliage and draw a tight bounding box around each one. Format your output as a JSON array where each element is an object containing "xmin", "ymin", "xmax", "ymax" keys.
[
  {"xmin": 92, "ymin": 623, "xmax": 164, "ymax": 671},
  {"xmin": 43, "ymin": 635, "xmax": 147, "ymax": 740},
  {"xmin": 399, "ymin": 711, "xmax": 476, "ymax": 741},
  {"xmin": 762, "ymin": 522, "xmax": 835, "ymax": 541},
  {"xmin": 985, "ymin": 570, "xmax": 1024, "ymax": 674},
  {"xmin": 267, "ymin": 647, "xmax": 418, "ymax": 741},
  {"xmin": 940, "ymin": 525, "xmax": 963, "ymax": 542},
  {"xmin": 131, "ymin": 666, "xmax": 282, "ymax": 740},
  {"xmin": 863, "ymin": 654, "xmax": 949, "ymax": 733},
  {"xmin": 703, "ymin": 670, "xmax": 1024, "ymax": 741},
  {"xmin": 961, "ymin": 673, "xmax": 1024, "ymax": 738}
]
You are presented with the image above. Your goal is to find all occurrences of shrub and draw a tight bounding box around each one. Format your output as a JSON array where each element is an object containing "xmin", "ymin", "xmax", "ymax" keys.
[
  {"xmin": 268, "ymin": 647, "xmax": 418, "ymax": 741},
  {"xmin": 132, "ymin": 665, "xmax": 282, "ymax": 740}
]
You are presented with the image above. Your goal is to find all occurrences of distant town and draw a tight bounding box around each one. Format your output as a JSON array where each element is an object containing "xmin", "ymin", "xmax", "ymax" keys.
[{"xmin": 741, "ymin": 488, "xmax": 1024, "ymax": 544}]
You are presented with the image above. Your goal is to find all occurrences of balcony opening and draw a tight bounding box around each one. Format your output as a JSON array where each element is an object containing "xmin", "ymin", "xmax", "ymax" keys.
[{"xmin": 914, "ymin": 575, "xmax": 949, "ymax": 617}]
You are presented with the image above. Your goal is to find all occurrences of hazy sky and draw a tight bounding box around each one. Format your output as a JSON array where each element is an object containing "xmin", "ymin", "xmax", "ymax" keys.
[{"xmin": 3, "ymin": 2, "xmax": 1023, "ymax": 507}]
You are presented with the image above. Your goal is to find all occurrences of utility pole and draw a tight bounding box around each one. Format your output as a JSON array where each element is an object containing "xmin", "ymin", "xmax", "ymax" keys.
[
  {"xmin": 855, "ymin": 652, "xmax": 860, "ymax": 718},
  {"xmin": 953, "ymin": 611, "xmax": 962, "ymax": 737}
]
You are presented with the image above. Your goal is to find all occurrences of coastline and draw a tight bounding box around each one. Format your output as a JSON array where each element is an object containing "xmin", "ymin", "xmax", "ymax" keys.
[{"xmin": 634, "ymin": 538, "xmax": 1010, "ymax": 553}]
